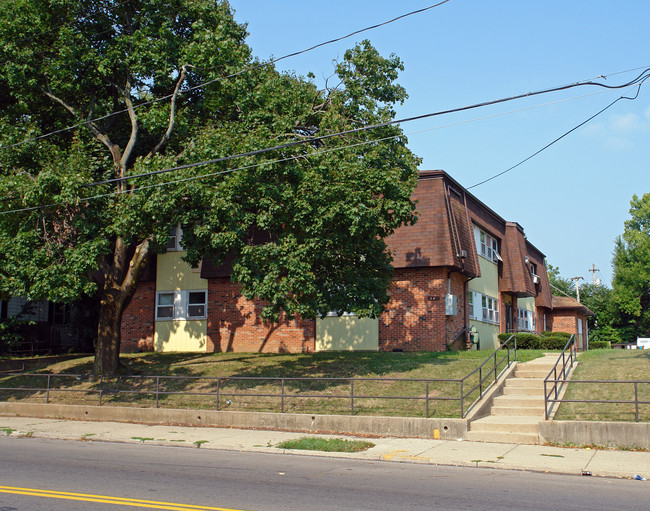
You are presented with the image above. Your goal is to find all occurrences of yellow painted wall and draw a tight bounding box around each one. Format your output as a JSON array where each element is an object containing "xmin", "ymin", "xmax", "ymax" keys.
[
  {"xmin": 155, "ymin": 251, "xmax": 208, "ymax": 352},
  {"xmin": 156, "ymin": 252, "xmax": 206, "ymax": 291},
  {"xmin": 154, "ymin": 320, "xmax": 207, "ymax": 352},
  {"xmin": 469, "ymin": 319, "xmax": 500, "ymax": 351},
  {"xmin": 316, "ymin": 316, "xmax": 379, "ymax": 351}
]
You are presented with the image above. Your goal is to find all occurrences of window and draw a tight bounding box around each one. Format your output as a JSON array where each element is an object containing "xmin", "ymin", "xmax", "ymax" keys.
[
  {"xmin": 166, "ymin": 225, "xmax": 183, "ymax": 251},
  {"xmin": 474, "ymin": 226, "xmax": 501, "ymax": 263},
  {"xmin": 187, "ymin": 291, "xmax": 207, "ymax": 318},
  {"xmin": 517, "ymin": 307, "xmax": 535, "ymax": 331},
  {"xmin": 156, "ymin": 290, "xmax": 207, "ymax": 320},
  {"xmin": 468, "ymin": 290, "xmax": 499, "ymax": 325}
]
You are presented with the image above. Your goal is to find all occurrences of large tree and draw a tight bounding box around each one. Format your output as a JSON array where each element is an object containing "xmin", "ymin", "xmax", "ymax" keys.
[
  {"xmin": 0, "ymin": 1, "xmax": 420, "ymax": 374},
  {"xmin": 612, "ymin": 193, "xmax": 650, "ymax": 339}
]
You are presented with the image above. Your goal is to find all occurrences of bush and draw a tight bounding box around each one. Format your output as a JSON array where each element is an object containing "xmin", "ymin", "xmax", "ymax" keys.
[
  {"xmin": 0, "ymin": 316, "xmax": 34, "ymax": 355},
  {"xmin": 539, "ymin": 336, "xmax": 568, "ymax": 350},
  {"xmin": 542, "ymin": 331, "xmax": 571, "ymax": 340},
  {"xmin": 588, "ymin": 340, "xmax": 611, "ymax": 349},
  {"xmin": 514, "ymin": 333, "xmax": 541, "ymax": 349}
]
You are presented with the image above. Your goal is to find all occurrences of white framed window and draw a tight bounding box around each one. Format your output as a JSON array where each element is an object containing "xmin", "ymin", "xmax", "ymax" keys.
[
  {"xmin": 156, "ymin": 290, "xmax": 207, "ymax": 320},
  {"xmin": 473, "ymin": 226, "xmax": 501, "ymax": 263},
  {"xmin": 468, "ymin": 290, "xmax": 499, "ymax": 325},
  {"xmin": 166, "ymin": 224, "xmax": 183, "ymax": 251},
  {"xmin": 517, "ymin": 307, "xmax": 535, "ymax": 331}
]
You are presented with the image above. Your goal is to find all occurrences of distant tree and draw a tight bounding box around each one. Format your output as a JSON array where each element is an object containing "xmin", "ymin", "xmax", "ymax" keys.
[
  {"xmin": 612, "ymin": 193, "xmax": 650, "ymax": 338},
  {"xmin": 546, "ymin": 263, "xmax": 576, "ymax": 298},
  {"xmin": 0, "ymin": 1, "xmax": 420, "ymax": 374}
]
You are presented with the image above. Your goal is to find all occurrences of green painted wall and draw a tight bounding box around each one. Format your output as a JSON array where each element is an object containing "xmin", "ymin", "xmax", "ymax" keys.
[
  {"xmin": 518, "ymin": 296, "xmax": 536, "ymax": 313},
  {"xmin": 469, "ymin": 319, "xmax": 500, "ymax": 351},
  {"xmin": 316, "ymin": 316, "xmax": 379, "ymax": 351},
  {"xmin": 470, "ymin": 256, "xmax": 499, "ymax": 297},
  {"xmin": 468, "ymin": 256, "xmax": 500, "ymax": 350}
]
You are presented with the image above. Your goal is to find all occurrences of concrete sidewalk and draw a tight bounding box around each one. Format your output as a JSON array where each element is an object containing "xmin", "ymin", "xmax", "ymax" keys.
[{"xmin": 1, "ymin": 416, "xmax": 648, "ymax": 480}]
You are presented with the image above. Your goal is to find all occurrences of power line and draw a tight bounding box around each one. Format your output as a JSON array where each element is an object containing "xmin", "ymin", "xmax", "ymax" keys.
[
  {"xmin": 1, "ymin": 74, "xmax": 647, "ymax": 216},
  {"xmin": 80, "ymin": 67, "xmax": 650, "ymax": 189},
  {"xmin": 466, "ymin": 83, "xmax": 646, "ymax": 190},
  {"xmin": 0, "ymin": 1, "xmax": 453, "ymax": 152},
  {"xmin": 1, "ymin": 88, "xmax": 621, "ymax": 214}
]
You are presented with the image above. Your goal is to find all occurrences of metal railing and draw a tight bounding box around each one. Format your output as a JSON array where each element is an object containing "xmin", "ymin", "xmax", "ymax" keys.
[
  {"xmin": 543, "ymin": 335, "xmax": 576, "ymax": 419},
  {"xmin": 543, "ymin": 378, "xmax": 649, "ymax": 422},
  {"xmin": 0, "ymin": 340, "xmax": 521, "ymax": 418},
  {"xmin": 459, "ymin": 334, "xmax": 517, "ymax": 417}
]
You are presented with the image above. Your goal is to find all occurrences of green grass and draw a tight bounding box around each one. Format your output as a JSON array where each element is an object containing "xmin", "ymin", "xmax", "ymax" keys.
[
  {"xmin": 554, "ymin": 350, "xmax": 649, "ymax": 422},
  {"xmin": 276, "ymin": 437, "xmax": 375, "ymax": 452},
  {"xmin": 0, "ymin": 349, "xmax": 545, "ymax": 418}
]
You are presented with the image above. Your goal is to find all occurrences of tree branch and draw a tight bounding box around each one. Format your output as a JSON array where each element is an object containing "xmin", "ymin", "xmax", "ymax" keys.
[
  {"xmin": 147, "ymin": 65, "xmax": 189, "ymax": 159},
  {"xmin": 43, "ymin": 84, "xmax": 121, "ymax": 164},
  {"xmin": 120, "ymin": 75, "xmax": 138, "ymax": 182}
]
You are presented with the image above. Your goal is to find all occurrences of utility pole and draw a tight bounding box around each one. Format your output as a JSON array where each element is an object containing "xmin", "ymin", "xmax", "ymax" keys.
[
  {"xmin": 570, "ymin": 276, "xmax": 584, "ymax": 302},
  {"xmin": 588, "ymin": 264, "xmax": 600, "ymax": 286}
]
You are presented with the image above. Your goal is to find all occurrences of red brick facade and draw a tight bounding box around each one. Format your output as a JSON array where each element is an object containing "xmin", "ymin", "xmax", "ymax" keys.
[
  {"xmin": 121, "ymin": 281, "xmax": 155, "ymax": 353},
  {"xmin": 205, "ymin": 278, "xmax": 315, "ymax": 353},
  {"xmin": 379, "ymin": 267, "xmax": 467, "ymax": 351},
  {"xmin": 119, "ymin": 170, "xmax": 580, "ymax": 354}
]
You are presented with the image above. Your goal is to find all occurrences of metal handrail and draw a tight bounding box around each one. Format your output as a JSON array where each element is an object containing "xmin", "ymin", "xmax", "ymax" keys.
[
  {"xmin": 543, "ymin": 335, "xmax": 576, "ymax": 419},
  {"xmin": 459, "ymin": 334, "xmax": 517, "ymax": 417}
]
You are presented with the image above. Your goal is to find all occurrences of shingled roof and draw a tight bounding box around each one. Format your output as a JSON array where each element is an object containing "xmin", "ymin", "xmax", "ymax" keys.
[{"xmin": 552, "ymin": 295, "xmax": 594, "ymax": 316}]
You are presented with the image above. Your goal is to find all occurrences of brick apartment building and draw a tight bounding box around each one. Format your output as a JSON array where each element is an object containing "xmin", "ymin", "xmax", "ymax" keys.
[{"xmin": 120, "ymin": 170, "xmax": 591, "ymax": 354}]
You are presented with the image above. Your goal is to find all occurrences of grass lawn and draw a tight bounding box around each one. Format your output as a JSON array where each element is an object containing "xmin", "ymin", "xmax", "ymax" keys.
[
  {"xmin": 554, "ymin": 349, "xmax": 650, "ymax": 422},
  {"xmin": 0, "ymin": 349, "xmax": 544, "ymax": 418},
  {"xmin": 276, "ymin": 437, "xmax": 375, "ymax": 452}
]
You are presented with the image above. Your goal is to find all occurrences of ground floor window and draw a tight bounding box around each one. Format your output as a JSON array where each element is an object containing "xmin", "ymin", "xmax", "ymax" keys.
[
  {"xmin": 517, "ymin": 307, "xmax": 535, "ymax": 331},
  {"xmin": 156, "ymin": 290, "xmax": 207, "ymax": 320}
]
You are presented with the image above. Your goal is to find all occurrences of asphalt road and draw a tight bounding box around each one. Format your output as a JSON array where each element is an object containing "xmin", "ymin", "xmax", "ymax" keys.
[{"xmin": 0, "ymin": 436, "xmax": 647, "ymax": 511}]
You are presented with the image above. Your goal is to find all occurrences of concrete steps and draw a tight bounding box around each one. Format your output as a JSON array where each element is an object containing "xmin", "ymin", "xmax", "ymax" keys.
[{"xmin": 466, "ymin": 353, "xmax": 566, "ymax": 445}]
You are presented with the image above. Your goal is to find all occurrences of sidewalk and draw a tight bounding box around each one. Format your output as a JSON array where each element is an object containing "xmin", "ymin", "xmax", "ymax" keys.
[{"xmin": 1, "ymin": 416, "xmax": 648, "ymax": 480}]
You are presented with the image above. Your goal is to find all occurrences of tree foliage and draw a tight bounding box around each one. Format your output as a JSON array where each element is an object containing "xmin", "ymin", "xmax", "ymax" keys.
[
  {"xmin": 612, "ymin": 193, "xmax": 650, "ymax": 338},
  {"xmin": 0, "ymin": 0, "xmax": 420, "ymax": 373}
]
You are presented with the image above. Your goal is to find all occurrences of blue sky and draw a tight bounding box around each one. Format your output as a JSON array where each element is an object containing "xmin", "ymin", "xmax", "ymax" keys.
[{"xmin": 229, "ymin": 0, "xmax": 650, "ymax": 287}]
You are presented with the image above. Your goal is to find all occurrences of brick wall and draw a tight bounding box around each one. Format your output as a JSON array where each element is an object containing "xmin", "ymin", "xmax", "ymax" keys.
[
  {"xmin": 206, "ymin": 278, "xmax": 315, "ymax": 353},
  {"xmin": 547, "ymin": 311, "xmax": 578, "ymax": 335},
  {"xmin": 379, "ymin": 267, "xmax": 466, "ymax": 351},
  {"xmin": 121, "ymin": 281, "xmax": 155, "ymax": 353}
]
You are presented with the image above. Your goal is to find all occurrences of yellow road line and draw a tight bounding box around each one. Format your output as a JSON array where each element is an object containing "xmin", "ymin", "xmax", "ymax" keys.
[{"xmin": 0, "ymin": 485, "xmax": 247, "ymax": 511}]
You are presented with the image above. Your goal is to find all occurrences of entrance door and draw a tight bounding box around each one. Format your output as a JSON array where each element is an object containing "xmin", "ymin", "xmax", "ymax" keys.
[{"xmin": 505, "ymin": 304, "xmax": 513, "ymax": 333}]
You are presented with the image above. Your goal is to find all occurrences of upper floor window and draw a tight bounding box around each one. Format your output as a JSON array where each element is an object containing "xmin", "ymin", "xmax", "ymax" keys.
[
  {"xmin": 468, "ymin": 290, "xmax": 499, "ymax": 325},
  {"xmin": 473, "ymin": 226, "xmax": 501, "ymax": 264},
  {"xmin": 166, "ymin": 224, "xmax": 183, "ymax": 251}
]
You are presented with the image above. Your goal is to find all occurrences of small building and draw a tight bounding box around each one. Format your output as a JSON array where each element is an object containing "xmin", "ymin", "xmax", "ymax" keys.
[{"xmin": 120, "ymin": 170, "xmax": 578, "ymax": 353}]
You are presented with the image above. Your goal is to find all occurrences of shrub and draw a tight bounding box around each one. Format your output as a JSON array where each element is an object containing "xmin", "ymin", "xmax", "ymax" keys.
[
  {"xmin": 539, "ymin": 336, "xmax": 568, "ymax": 350},
  {"xmin": 0, "ymin": 316, "xmax": 34, "ymax": 355},
  {"xmin": 542, "ymin": 331, "xmax": 571, "ymax": 340},
  {"xmin": 514, "ymin": 333, "xmax": 541, "ymax": 349}
]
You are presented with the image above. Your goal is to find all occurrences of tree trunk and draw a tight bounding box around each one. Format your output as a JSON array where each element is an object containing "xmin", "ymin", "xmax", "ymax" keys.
[
  {"xmin": 93, "ymin": 239, "xmax": 151, "ymax": 376},
  {"xmin": 94, "ymin": 287, "xmax": 127, "ymax": 375}
]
